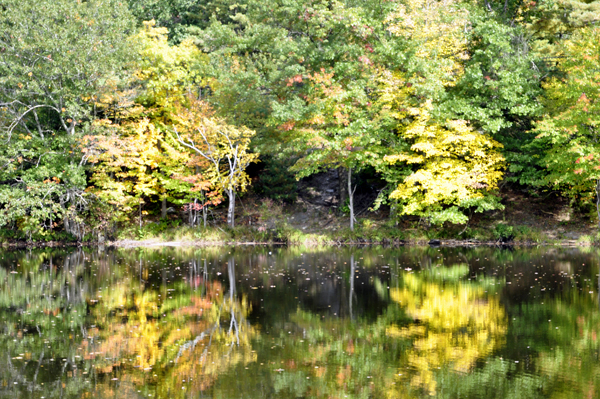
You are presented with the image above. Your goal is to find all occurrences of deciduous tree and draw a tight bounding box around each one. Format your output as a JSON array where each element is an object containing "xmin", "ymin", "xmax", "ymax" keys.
[
  {"xmin": 174, "ymin": 101, "xmax": 258, "ymax": 227},
  {"xmin": 383, "ymin": 100, "xmax": 505, "ymax": 224},
  {"xmin": 83, "ymin": 21, "xmax": 210, "ymax": 226},
  {"xmin": 533, "ymin": 26, "xmax": 600, "ymax": 224},
  {"xmin": 376, "ymin": 0, "xmax": 505, "ymax": 225},
  {"xmin": 0, "ymin": 0, "xmax": 135, "ymax": 237}
]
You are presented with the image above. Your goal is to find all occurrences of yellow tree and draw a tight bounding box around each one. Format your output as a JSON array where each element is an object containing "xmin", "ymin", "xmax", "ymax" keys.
[
  {"xmin": 83, "ymin": 21, "xmax": 210, "ymax": 225},
  {"xmin": 133, "ymin": 20, "xmax": 206, "ymax": 110},
  {"xmin": 173, "ymin": 100, "xmax": 258, "ymax": 227},
  {"xmin": 83, "ymin": 116, "xmax": 192, "ymax": 227},
  {"xmin": 84, "ymin": 118, "xmax": 162, "ymax": 226},
  {"xmin": 384, "ymin": 100, "xmax": 505, "ymax": 224},
  {"xmin": 377, "ymin": 0, "xmax": 505, "ymax": 225}
]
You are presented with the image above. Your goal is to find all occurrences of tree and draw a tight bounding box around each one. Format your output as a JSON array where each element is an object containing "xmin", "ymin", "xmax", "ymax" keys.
[
  {"xmin": 124, "ymin": 0, "xmax": 236, "ymax": 43},
  {"xmin": 194, "ymin": 0, "xmax": 398, "ymax": 147},
  {"xmin": 275, "ymin": 67, "xmax": 384, "ymax": 231},
  {"xmin": 174, "ymin": 101, "xmax": 258, "ymax": 227},
  {"xmin": 0, "ymin": 0, "xmax": 135, "ymax": 237},
  {"xmin": 533, "ymin": 26, "xmax": 600, "ymax": 224},
  {"xmin": 234, "ymin": 0, "xmax": 397, "ymax": 230},
  {"xmin": 83, "ymin": 21, "xmax": 210, "ymax": 226},
  {"xmin": 383, "ymin": 0, "xmax": 469, "ymax": 98},
  {"xmin": 132, "ymin": 20, "xmax": 207, "ymax": 110},
  {"xmin": 375, "ymin": 0, "xmax": 505, "ymax": 225},
  {"xmin": 384, "ymin": 103, "xmax": 505, "ymax": 225},
  {"xmin": 84, "ymin": 117, "xmax": 190, "ymax": 227}
]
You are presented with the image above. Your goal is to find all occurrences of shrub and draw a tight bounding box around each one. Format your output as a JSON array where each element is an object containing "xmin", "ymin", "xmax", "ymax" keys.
[{"xmin": 494, "ymin": 224, "xmax": 515, "ymax": 242}]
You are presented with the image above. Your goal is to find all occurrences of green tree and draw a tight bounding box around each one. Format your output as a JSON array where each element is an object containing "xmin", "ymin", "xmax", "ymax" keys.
[
  {"xmin": 0, "ymin": 0, "xmax": 135, "ymax": 238},
  {"xmin": 274, "ymin": 67, "xmax": 385, "ymax": 230},
  {"xmin": 125, "ymin": 0, "xmax": 235, "ymax": 43},
  {"xmin": 439, "ymin": 10, "xmax": 542, "ymax": 134},
  {"xmin": 533, "ymin": 26, "xmax": 600, "ymax": 224},
  {"xmin": 194, "ymin": 0, "xmax": 398, "ymax": 145}
]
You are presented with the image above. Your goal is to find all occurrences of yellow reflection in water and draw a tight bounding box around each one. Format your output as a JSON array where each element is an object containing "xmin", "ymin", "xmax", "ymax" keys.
[
  {"xmin": 388, "ymin": 271, "xmax": 507, "ymax": 395},
  {"xmin": 88, "ymin": 278, "xmax": 258, "ymax": 397}
]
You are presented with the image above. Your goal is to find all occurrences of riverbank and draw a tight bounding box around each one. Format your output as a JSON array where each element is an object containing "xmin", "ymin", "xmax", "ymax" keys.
[
  {"xmin": 105, "ymin": 188, "xmax": 600, "ymax": 248},
  {"xmin": 2, "ymin": 188, "xmax": 598, "ymax": 248},
  {"xmin": 1, "ymin": 226, "xmax": 596, "ymax": 248},
  {"xmin": 106, "ymin": 237, "xmax": 597, "ymax": 248}
]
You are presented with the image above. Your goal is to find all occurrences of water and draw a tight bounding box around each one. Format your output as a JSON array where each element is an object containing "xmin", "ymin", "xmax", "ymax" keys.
[{"xmin": 0, "ymin": 245, "xmax": 599, "ymax": 398}]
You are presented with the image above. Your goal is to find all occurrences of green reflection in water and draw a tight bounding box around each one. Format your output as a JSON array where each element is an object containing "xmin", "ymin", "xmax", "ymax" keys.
[{"xmin": 0, "ymin": 246, "xmax": 598, "ymax": 398}]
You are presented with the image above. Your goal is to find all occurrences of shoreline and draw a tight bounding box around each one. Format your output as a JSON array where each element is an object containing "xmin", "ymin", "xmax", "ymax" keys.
[{"xmin": 0, "ymin": 237, "xmax": 594, "ymax": 249}]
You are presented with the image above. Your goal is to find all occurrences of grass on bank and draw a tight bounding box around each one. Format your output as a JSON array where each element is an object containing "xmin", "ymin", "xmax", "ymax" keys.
[
  {"xmin": 0, "ymin": 212, "xmax": 581, "ymax": 246},
  {"xmin": 112, "ymin": 219, "xmax": 560, "ymax": 245}
]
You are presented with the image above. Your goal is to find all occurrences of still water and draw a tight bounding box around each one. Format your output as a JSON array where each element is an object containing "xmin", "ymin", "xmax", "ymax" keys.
[{"xmin": 0, "ymin": 245, "xmax": 599, "ymax": 398}]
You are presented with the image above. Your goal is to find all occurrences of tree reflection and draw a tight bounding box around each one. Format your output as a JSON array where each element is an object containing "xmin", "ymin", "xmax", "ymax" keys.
[
  {"xmin": 88, "ymin": 254, "xmax": 258, "ymax": 397},
  {"xmin": 253, "ymin": 262, "xmax": 508, "ymax": 398},
  {"xmin": 3, "ymin": 246, "xmax": 600, "ymax": 398},
  {"xmin": 0, "ymin": 248, "xmax": 258, "ymax": 398},
  {"xmin": 387, "ymin": 265, "xmax": 507, "ymax": 394}
]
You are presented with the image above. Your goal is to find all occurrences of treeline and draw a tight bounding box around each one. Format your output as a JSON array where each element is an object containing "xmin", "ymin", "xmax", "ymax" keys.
[{"xmin": 0, "ymin": 0, "xmax": 599, "ymax": 241}]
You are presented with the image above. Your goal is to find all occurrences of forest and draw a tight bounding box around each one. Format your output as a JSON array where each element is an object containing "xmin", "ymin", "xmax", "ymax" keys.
[{"xmin": 0, "ymin": 0, "xmax": 599, "ymax": 243}]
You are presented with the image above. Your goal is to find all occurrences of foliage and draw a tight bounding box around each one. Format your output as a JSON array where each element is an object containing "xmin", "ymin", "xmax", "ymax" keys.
[
  {"xmin": 253, "ymin": 155, "xmax": 298, "ymax": 203},
  {"xmin": 383, "ymin": 0, "xmax": 469, "ymax": 96},
  {"xmin": 431, "ymin": 6, "xmax": 544, "ymax": 194},
  {"xmin": 133, "ymin": 20, "xmax": 207, "ymax": 109},
  {"xmin": 174, "ymin": 97, "xmax": 259, "ymax": 227},
  {"xmin": 494, "ymin": 223, "xmax": 516, "ymax": 242},
  {"xmin": 85, "ymin": 119, "xmax": 167, "ymax": 220},
  {"xmin": 439, "ymin": 12, "xmax": 542, "ymax": 134},
  {"xmin": 83, "ymin": 22, "xmax": 210, "ymax": 224},
  {"xmin": 196, "ymin": 0, "xmax": 398, "ymax": 151},
  {"xmin": 1, "ymin": 0, "xmax": 598, "ymax": 239},
  {"xmin": 382, "ymin": 99, "xmax": 505, "ymax": 225},
  {"xmin": 533, "ymin": 26, "xmax": 600, "ymax": 217},
  {"xmin": 0, "ymin": 0, "xmax": 135, "ymax": 237},
  {"xmin": 374, "ymin": 0, "xmax": 506, "ymax": 225},
  {"xmin": 125, "ymin": 0, "xmax": 235, "ymax": 43}
]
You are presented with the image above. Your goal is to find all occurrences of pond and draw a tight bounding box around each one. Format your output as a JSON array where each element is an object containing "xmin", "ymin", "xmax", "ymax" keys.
[{"xmin": 0, "ymin": 245, "xmax": 599, "ymax": 398}]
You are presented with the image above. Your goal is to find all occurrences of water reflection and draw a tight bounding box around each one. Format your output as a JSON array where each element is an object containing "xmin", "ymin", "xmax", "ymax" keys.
[
  {"xmin": 0, "ymin": 246, "xmax": 599, "ymax": 398},
  {"xmin": 387, "ymin": 266, "xmax": 507, "ymax": 394}
]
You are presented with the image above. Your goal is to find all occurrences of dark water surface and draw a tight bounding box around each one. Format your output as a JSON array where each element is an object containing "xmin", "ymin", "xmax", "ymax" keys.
[{"xmin": 0, "ymin": 245, "xmax": 599, "ymax": 398}]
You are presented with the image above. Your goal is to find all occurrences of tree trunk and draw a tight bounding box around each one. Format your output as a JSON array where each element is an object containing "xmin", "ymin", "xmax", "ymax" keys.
[
  {"xmin": 390, "ymin": 201, "xmax": 399, "ymax": 226},
  {"xmin": 227, "ymin": 189, "xmax": 236, "ymax": 228},
  {"xmin": 348, "ymin": 167, "xmax": 355, "ymax": 231},
  {"xmin": 339, "ymin": 167, "xmax": 348, "ymax": 212},
  {"xmin": 161, "ymin": 197, "xmax": 167, "ymax": 219},
  {"xmin": 139, "ymin": 201, "xmax": 142, "ymax": 230}
]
